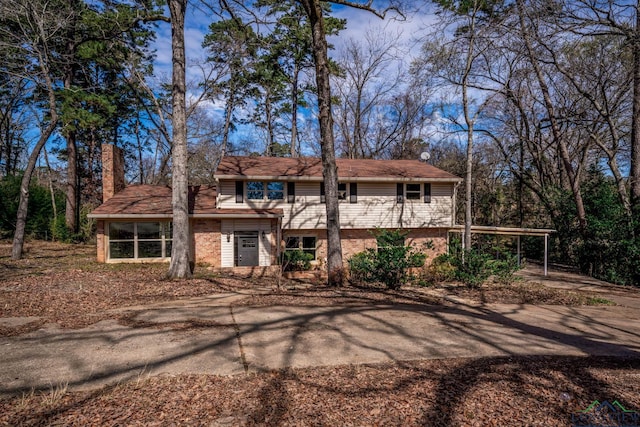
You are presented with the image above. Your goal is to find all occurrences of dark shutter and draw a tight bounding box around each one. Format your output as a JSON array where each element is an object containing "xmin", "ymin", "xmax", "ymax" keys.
[
  {"xmin": 350, "ymin": 183, "xmax": 357, "ymax": 203},
  {"xmin": 397, "ymin": 183, "xmax": 404, "ymax": 203},
  {"xmin": 235, "ymin": 181, "xmax": 243, "ymax": 203},
  {"xmin": 424, "ymin": 183, "xmax": 431, "ymax": 203},
  {"xmin": 287, "ymin": 182, "xmax": 295, "ymax": 203},
  {"xmin": 320, "ymin": 182, "xmax": 325, "ymax": 203}
]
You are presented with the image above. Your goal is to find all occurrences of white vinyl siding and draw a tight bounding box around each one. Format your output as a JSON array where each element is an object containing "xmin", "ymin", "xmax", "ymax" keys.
[
  {"xmin": 221, "ymin": 219, "xmax": 272, "ymax": 267},
  {"xmin": 219, "ymin": 180, "xmax": 455, "ymax": 230}
]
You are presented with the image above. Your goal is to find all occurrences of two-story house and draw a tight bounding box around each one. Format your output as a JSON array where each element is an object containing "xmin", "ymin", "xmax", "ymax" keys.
[{"xmin": 89, "ymin": 144, "xmax": 462, "ymax": 271}]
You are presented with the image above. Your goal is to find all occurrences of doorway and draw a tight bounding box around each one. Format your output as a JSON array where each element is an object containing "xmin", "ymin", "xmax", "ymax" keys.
[{"xmin": 235, "ymin": 232, "xmax": 259, "ymax": 266}]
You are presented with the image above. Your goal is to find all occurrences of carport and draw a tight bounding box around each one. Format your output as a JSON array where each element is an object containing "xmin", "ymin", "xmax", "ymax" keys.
[{"xmin": 448, "ymin": 225, "xmax": 555, "ymax": 275}]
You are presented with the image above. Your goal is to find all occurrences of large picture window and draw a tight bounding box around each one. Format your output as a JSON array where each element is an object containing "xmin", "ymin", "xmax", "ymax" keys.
[{"xmin": 108, "ymin": 222, "xmax": 172, "ymax": 260}]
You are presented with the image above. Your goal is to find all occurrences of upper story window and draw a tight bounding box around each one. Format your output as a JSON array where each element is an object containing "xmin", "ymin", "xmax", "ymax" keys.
[
  {"xmin": 397, "ymin": 183, "xmax": 432, "ymax": 203},
  {"xmin": 320, "ymin": 182, "xmax": 356, "ymax": 203},
  {"xmin": 338, "ymin": 183, "xmax": 347, "ymax": 200},
  {"xmin": 267, "ymin": 181, "xmax": 284, "ymax": 200},
  {"xmin": 406, "ymin": 183, "xmax": 421, "ymax": 200},
  {"xmin": 247, "ymin": 181, "xmax": 264, "ymax": 200},
  {"xmin": 242, "ymin": 180, "xmax": 286, "ymax": 201}
]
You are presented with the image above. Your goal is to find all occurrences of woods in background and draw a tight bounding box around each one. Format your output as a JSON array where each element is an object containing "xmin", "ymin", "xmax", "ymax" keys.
[{"xmin": 0, "ymin": 0, "xmax": 638, "ymax": 285}]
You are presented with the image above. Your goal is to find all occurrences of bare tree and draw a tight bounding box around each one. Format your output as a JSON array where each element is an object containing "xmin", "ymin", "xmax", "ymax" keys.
[{"xmin": 1, "ymin": 0, "xmax": 62, "ymax": 259}]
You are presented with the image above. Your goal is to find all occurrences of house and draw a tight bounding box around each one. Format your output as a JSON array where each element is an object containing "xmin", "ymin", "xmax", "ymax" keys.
[{"xmin": 88, "ymin": 144, "xmax": 463, "ymax": 272}]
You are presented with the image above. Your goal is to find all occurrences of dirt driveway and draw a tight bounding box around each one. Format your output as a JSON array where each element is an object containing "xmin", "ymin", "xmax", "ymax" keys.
[{"xmin": 3, "ymin": 277, "xmax": 640, "ymax": 397}]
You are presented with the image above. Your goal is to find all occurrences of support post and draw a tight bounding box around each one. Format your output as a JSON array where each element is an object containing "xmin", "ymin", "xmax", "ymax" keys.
[
  {"xmin": 544, "ymin": 233, "xmax": 548, "ymax": 276},
  {"xmin": 517, "ymin": 235, "xmax": 521, "ymax": 267}
]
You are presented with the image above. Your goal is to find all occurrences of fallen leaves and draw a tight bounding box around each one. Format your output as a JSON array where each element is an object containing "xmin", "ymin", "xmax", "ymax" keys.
[{"xmin": 1, "ymin": 356, "xmax": 639, "ymax": 426}]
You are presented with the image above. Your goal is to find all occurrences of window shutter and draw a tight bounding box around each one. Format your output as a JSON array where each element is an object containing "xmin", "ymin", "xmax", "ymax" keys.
[
  {"xmin": 287, "ymin": 182, "xmax": 295, "ymax": 203},
  {"xmin": 350, "ymin": 183, "xmax": 357, "ymax": 203},
  {"xmin": 235, "ymin": 181, "xmax": 243, "ymax": 203},
  {"xmin": 320, "ymin": 182, "xmax": 325, "ymax": 203},
  {"xmin": 397, "ymin": 183, "xmax": 404, "ymax": 203},
  {"xmin": 424, "ymin": 183, "xmax": 431, "ymax": 203}
]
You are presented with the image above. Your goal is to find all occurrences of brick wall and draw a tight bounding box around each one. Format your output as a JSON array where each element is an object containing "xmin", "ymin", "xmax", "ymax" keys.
[
  {"xmin": 284, "ymin": 227, "xmax": 449, "ymax": 270},
  {"xmin": 101, "ymin": 144, "xmax": 125, "ymax": 203},
  {"xmin": 96, "ymin": 220, "xmax": 105, "ymax": 262},
  {"xmin": 192, "ymin": 219, "xmax": 222, "ymax": 266}
]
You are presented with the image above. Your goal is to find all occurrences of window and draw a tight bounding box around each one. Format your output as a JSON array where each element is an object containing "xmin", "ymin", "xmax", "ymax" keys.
[
  {"xmin": 235, "ymin": 181, "xmax": 244, "ymax": 203},
  {"xmin": 108, "ymin": 222, "xmax": 172, "ymax": 260},
  {"xmin": 287, "ymin": 182, "xmax": 295, "ymax": 203},
  {"xmin": 406, "ymin": 183, "xmax": 421, "ymax": 200},
  {"xmin": 398, "ymin": 183, "xmax": 431, "ymax": 203},
  {"xmin": 267, "ymin": 181, "xmax": 284, "ymax": 200},
  {"xmin": 247, "ymin": 181, "xmax": 264, "ymax": 200},
  {"xmin": 424, "ymin": 183, "xmax": 431, "ymax": 203},
  {"xmin": 350, "ymin": 183, "xmax": 357, "ymax": 204},
  {"xmin": 338, "ymin": 183, "xmax": 347, "ymax": 200},
  {"xmin": 285, "ymin": 236, "xmax": 317, "ymax": 260}
]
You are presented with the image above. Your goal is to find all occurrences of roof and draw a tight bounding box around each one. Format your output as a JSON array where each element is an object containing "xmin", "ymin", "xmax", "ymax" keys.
[
  {"xmin": 216, "ymin": 156, "xmax": 462, "ymax": 182},
  {"xmin": 88, "ymin": 184, "xmax": 283, "ymax": 219}
]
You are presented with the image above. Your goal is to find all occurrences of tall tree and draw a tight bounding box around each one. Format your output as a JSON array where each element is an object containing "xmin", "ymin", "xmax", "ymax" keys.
[
  {"xmin": 415, "ymin": 0, "xmax": 498, "ymax": 251},
  {"xmin": 1, "ymin": 0, "xmax": 61, "ymax": 259},
  {"xmin": 296, "ymin": 0, "xmax": 399, "ymax": 285},
  {"xmin": 166, "ymin": 0, "xmax": 191, "ymax": 278}
]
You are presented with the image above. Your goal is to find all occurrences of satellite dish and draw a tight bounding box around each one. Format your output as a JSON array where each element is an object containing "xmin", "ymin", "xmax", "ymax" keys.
[{"xmin": 419, "ymin": 151, "xmax": 431, "ymax": 162}]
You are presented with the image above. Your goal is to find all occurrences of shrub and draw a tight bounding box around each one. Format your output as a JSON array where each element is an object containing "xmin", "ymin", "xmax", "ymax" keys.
[
  {"xmin": 440, "ymin": 245, "xmax": 525, "ymax": 288},
  {"xmin": 426, "ymin": 254, "xmax": 458, "ymax": 283},
  {"xmin": 282, "ymin": 250, "xmax": 314, "ymax": 271},
  {"xmin": 348, "ymin": 251, "xmax": 376, "ymax": 283},
  {"xmin": 348, "ymin": 229, "xmax": 429, "ymax": 290},
  {"xmin": 490, "ymin": 248, "xmax": 523, "ymax": 285}
]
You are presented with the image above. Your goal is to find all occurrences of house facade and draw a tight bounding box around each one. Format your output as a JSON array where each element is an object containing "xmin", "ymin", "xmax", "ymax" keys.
[{"xmin": 89, "ymin": 144, "xmax": 462, "ymax": 272}]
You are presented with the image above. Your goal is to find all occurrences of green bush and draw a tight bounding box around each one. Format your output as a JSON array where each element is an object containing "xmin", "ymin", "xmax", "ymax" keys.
[
  {"xmin": 441, "ymin": 245, "xmax": 523, "ymax": 288},
  {"xmin": 426, "ymin": 254, "xmax": 458, "ymax": 282},
  {"xmin": 348, "ymin": 251, "xmax": 376, "ymax": 283},
  {"xmin": 348, "ymin": 229, "xmax": 429, "ymax": 290},
  {"xmin": 282, "ymin": 250, "xmax": 314, "ymax": 271},
  {"xmin": 490, "ymin": 248, "xmax": 523, "ymax": 285}
]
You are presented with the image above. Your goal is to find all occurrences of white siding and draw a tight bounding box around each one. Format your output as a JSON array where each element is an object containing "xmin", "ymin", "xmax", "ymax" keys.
[
  {"xmin": 219, "ymin": 180, "xmax": 456, "ymax": 230},
  {"xmin": 220, "ymin": 219, "xmax": 272, "ymax": 267}
]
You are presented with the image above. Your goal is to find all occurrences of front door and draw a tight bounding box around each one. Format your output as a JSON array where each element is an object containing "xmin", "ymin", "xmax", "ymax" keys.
[{"xmin": 235, "ymin": 233, "xmax": 259, "ymax": 266}]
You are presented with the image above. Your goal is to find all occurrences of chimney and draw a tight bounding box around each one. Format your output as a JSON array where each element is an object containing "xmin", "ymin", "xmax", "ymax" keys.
[{"xmin": 102, "ymin": 144, "xmax": 125, "ymax": 203}]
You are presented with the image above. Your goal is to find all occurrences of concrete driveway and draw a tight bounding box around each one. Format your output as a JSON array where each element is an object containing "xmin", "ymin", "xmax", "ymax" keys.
[{"xmin": 2, "ymin": 273, "xmax": 640, "ymax": 397}]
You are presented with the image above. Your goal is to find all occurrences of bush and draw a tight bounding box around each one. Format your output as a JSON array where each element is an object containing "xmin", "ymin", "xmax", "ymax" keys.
[
  {"xmin": 442, "ymin": 246, "xmax": 523, "ymax": 288},
  {"xmin": 282, "ymin": 250, "xmax": 314, "ymax": 271},
  {"xmin": 348, "ymin": 229, "xmax": 429, "ymax": 290},
  {"xmin": 348, "ymin": 251, "xmax": 376, "ymax": 283},
  {"xmin": 490, "ymin": 248, "xmax": 522, "ymax": 285},
  {"xmin": 426, "ymin": 254, "xmax": 458, "ymax": 283}
]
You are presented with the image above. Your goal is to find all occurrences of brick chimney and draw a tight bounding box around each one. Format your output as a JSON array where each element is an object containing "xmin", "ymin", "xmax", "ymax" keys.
[{"xmin": 102, "ymin": 144, "xmax": 125, "ymax": 203}]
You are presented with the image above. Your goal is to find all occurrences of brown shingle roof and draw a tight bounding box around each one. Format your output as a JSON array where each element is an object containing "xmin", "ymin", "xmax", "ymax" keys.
[
  {"xmin": 88, "ymin": 184, "xmax": 282, "ymax": 218},
  {"xmin": 216, "ymin": 156, "xmax": 461, "ymax": 181}
]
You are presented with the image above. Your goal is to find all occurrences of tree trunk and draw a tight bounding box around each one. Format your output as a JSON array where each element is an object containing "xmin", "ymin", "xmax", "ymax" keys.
[
  {"xmin": 516, "ymin": 0, "xmax": 588, "ymax": 233},
  {"xmin": 631, "ymin": 3, "xmax": 640, "ymax": 230},
  {"xmin": 166, "ymin": 0, "xmax": 191, "ymax": 279},
  {"xmin": 65, "ymin": 129, "xmax": 78, "ymax": 234},
  {"xmin": 12, "ymin": 118, "xmax": 58, "ymax": 259},
  {"xmin": 299, "ymin": 0, "xmax": 343, "ymax": 285},
  {"xmin": 290, "ymin": 64, "xmax": 300, "ymax": 157}
]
